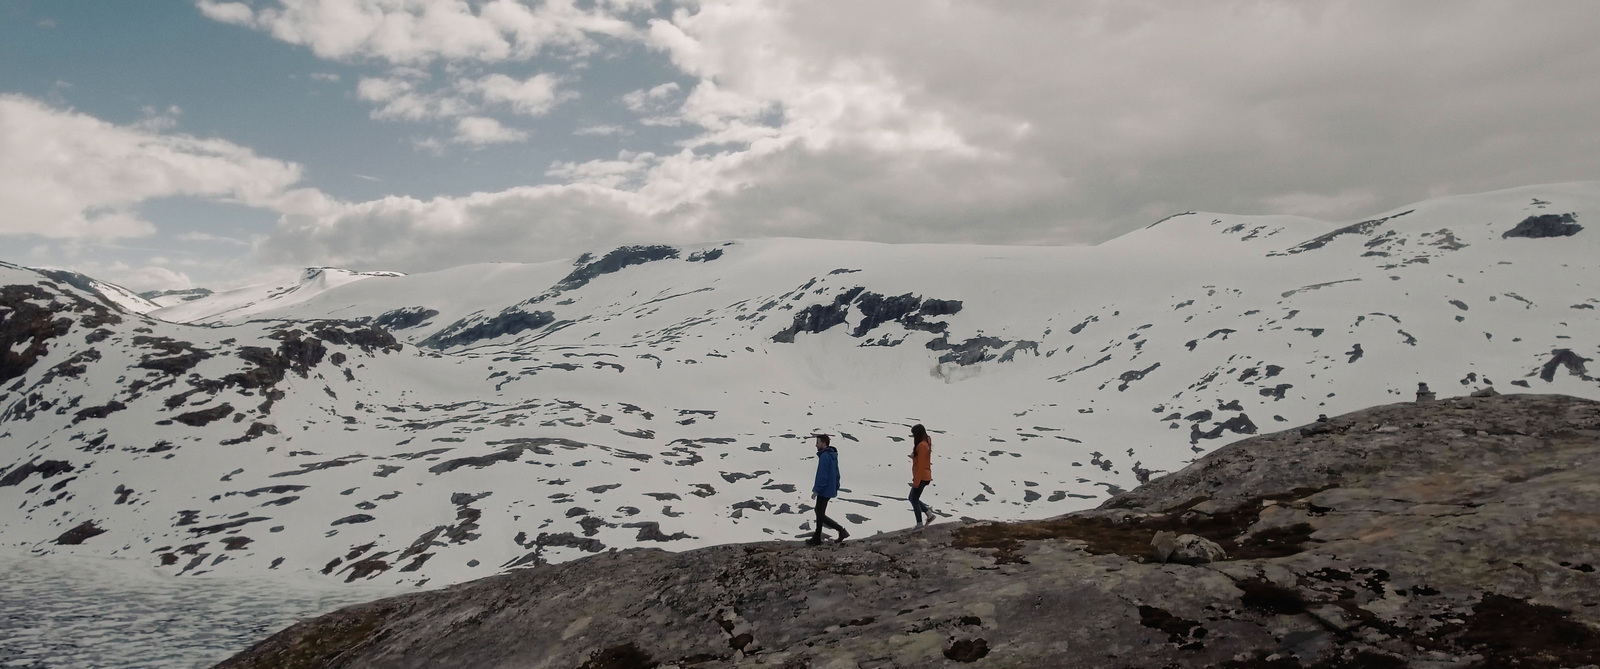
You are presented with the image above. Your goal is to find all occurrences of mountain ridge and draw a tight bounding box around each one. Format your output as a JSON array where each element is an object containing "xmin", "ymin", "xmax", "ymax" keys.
[{"xmin": 2, "ymin": 181, "xmax": 1599, "ymax": 592}]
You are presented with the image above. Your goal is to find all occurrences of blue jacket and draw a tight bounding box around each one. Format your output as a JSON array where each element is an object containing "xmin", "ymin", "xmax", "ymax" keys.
[{"xmin": 812, "ymin": 447, "xmax": 840, "ymax": 498}]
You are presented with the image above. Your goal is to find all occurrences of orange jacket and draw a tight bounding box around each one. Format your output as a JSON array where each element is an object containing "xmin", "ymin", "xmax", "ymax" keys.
[{"xmin": 911, "ymin": 438, "xmax": 932, "ymax": 484}]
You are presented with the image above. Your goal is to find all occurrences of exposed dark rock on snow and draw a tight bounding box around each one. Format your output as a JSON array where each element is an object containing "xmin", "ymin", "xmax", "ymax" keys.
[
  {"xmin": 2, "ymin": 283, "xmax": 116, "ymax": 384},
  {"xmin": 557, "ymin": 245, "xmax": 680, "ymax": 291},
  {"xmin": 371, "ymin": 307, "xmax": 439, "ymax": 331},
  {"xmin": 1502, "ymin": 213, "xmax": 1582, "ymax": 239},
  {"xmin": 298, "ymin": 321, "xmax": 402, "ymax": 354},
  {"xmin": 72, "ymin": 400, "xmax": 127, "ymax": 424},
  {"xmin": 139, "ymin": 287, "xmax": 213, "ymax": 302},
  {"xmin": 1189, "ymin": 414, "xmax": 1259, "ymax": 444},
  {"xmin": 221, "ymin": 422, "xmax": 280, "ymax": 445},
  {"xmin": 219, "ymin": 394, "xmax": 1600, "ymax": 669},
  {"xmin": 427, "ymin": 437, "xmax": 592, "ymax": 474},
  {"xmin": 154, "ymin": 321, "xmax": 399, "ymax": 418},
  {"xmin": 1273, "ymin": 210, "xmax": 1414, "ymax": 255},
  {"xmin": 852, "ymin": 293, "xmax": 934, "ymax": 336},
  {"xmin": 926, "ymin": 335, "xmax": 1038, "ymax": 366},
  {"xmin": 34, "ymin": 269, "xmax": 124, "ymax": 309},
  {"xmin": 173, "ymin": 403, "xmax": 234, "ymax": 427},
  {"xmin": 420, "ymin": 308, "xmax": 555, "ymax": 349},
  {"xmin": 1281, "ymin": 279, "xmax": 1362, "ymax": 299},
  {"xmin": 1258, "ymin": 383, "xmax": 1293, "ymax": 400},
  {"xmin": 770, "ymin": 288, "xmax": 963, "ymax": 344},
  {"xmin": 770, "ymin": 288, "xmax": 859, "ymax": 343},
  {"xmin": 1117, "ymin": 362, "xmax": 1160, "ymax": 391},
  {"xmin": 134, "ymin": 335, "xmax": 213, "ymax": 376},
  {"xmin": 53, "ymin": 519, "xmax": 107, "ymax": 545},
  {"xmin": 1540, "ymin": 348, "xmax": 1592, "ymax": 382},
  {"xmin": 0, "ymin": 459, "xmax": 74, "ymax": 488}
]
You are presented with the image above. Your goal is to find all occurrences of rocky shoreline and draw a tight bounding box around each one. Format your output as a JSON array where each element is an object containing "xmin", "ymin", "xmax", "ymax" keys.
[{"xmin": 218, "ymin": 394, "xmax": 1600, "ymax": 668}]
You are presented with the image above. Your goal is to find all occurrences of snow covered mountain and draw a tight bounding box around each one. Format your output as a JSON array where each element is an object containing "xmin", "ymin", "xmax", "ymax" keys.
[
  {"xmin": 139, "ymin": 288, "xmax": 215, "ymax": 310},
  {"xmin": 149, "ymin": 267, "xmax": 405, "ymax": 324},
  {"xmin": 3, "ymin": 182, "xmax": 1598, "ymax": 589}
]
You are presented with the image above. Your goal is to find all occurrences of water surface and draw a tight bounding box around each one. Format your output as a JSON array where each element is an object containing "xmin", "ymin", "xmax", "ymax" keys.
[{"xmin": 0, "ymin": 549, "xmax": 409, "ymax": 668}]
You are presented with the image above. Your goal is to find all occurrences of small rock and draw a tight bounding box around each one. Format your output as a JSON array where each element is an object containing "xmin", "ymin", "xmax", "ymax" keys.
[
  {"xmin": 1150, "ymin": 530, "xmax": 1178, "ymax": 563},
  {"xmin": 1300, "ymin": 422, "xmax": 1334, "ymax": 437},
  {"xmin": 1471, "ymin": 386, "xmax": 1499, "ymax": 398},
  {"xmin": 1168, "ymin": 534, "xmax": 1226, "ymax": 565}
]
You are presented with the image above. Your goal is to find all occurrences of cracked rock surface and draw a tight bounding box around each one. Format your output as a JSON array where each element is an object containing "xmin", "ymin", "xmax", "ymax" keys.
[{"xmin": 218, "ymin": 394, "xmax": 1600, "ymax": 669}]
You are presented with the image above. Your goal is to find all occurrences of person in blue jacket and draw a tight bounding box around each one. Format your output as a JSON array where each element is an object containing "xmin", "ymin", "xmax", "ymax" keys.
[{"xmin": 807, "ymin": 433, "xmax": 849, "ymax": 545}]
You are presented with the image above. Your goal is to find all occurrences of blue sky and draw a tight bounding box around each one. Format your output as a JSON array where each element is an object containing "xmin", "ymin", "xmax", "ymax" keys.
[
  {"xmin": 3, "ymin": 1, "xmax": 1599, "ymax": 291},
  {"xmin": 3, "ymin": 1, "xmax": 697, "ymax": 199}
]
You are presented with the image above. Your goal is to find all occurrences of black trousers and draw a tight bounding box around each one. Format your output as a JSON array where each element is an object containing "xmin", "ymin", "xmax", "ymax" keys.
[
  {"xmin": 814, "ymin": 496, "xmax": 845, "ymax": 537},
  {"xmin": 910, "ymin": 481, "xmax": 930, "ymax": 523}
]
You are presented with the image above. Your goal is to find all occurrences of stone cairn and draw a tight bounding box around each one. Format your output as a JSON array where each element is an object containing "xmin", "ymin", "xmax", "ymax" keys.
[{"xmin": 1416, "ymin": 382, "xmax": 1437, "ymax": 403}]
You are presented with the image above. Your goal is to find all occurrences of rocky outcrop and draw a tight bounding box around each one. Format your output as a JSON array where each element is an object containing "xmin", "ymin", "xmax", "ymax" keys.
[
  {"xmin": 218, "ymin": 394, "xmax": 1600, "ymax": 669},
  {"xmin": 771, "ymin": 288, "xmax": 964, "ymax": 344},
  {"xmin": 1, "ymin": 280, "xmax": 118, "ymax": 385},
  {"xmin": 370, "ymin": 307, "xmax": 438, "ymax": 331},
  {"xmin": 1502, "ymin": 213, "xmax": 1582, "ymax": 239},
  {"xmin": 419, "ymin": 308, "xmax": 555, "ymax": 349},
  {"xmin": 557, "ymin": 245, "xmax": 682, "ymax": 292}
]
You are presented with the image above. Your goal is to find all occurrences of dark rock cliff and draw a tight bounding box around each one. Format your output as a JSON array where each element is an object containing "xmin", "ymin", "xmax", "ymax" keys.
[{"xmin": 217, "ymin": 394, "xmax": 1600, "ymax": 669}]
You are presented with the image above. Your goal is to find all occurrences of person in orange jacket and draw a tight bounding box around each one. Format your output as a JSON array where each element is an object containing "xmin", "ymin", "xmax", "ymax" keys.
[{"xmin": 909, "ymin": 424, "xmax": 934, "ymax": 526}]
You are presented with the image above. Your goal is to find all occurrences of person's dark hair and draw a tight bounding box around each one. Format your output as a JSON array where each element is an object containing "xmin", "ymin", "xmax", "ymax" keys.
[
  {"xmin": 816, "ymin": 434, "xmax": 831, "ymax": 446},
  {"xmin": 911, "ymin": 424, "xmax": 929, "ymax": 444}
]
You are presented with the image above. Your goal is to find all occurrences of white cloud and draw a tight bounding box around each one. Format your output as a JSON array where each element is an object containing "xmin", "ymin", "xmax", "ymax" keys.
[
  {"xmin": 546, "ymin": 151, "xmax": 653, "ymax": 188},
  {"xmin": 574, "ymin": 124, "xmax": 630, "ymax": 136},
  {"xmin": 195, "ymin": 0, "xmax": 253, "ymax": 25},
  {"xmin": 309, "ymin": 71, "xmax": 341, "ymax": 82},
  {"xmin": 0, "ymin": 95, "xmax": 313, "ymax": 240},
  {"xmin": 25, "ymin": 250, "xmax": 199, "ymax": 292},
  {"xmin": 356, "ymin": 71, "xmax": 569, "ymax": 129},
  {"xmin": 452, "ymin": 116, "xmax": 528, "ymax": 144},
  {"xmin": 112, "ymin": 265, "xmax": 196, "ymax": 293},
  {"xmin": 356, "ymin": 74, "xmax": 474, "ymax": 120},
  {"xmin": 259, "ymin": 184, "xmax": 668, "ymax": 272},
  {"xmin": 621, "ymin": 81, "xmax": 680, "ymax": 114},
  {"xmin": 1260, "ymin": 190, "xmax": 1380, "ymax": 221},
  {"xmin": 197, "ymin": 0, "xmax": 641, "ymax": 65},
  {"xmin": 411, "ymin": 136, "xmax": 447, "ymax": 154},
  {"xmin": 176, "ymin": 231, "xmax": 252, "ymax": 246},
  {"xmin": 250, "ymin": 1, "xmax": 1600, "ymax": 271},
  {"xmin": 461, "ymin": 72, "xmax": 570, "ymax": 115},
  {"xmin": 133, "ymin": 105, "xmax": 184, "ymax": 132}
]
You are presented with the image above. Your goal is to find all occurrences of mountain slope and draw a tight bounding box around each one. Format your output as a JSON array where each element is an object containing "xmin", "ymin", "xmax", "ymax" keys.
[
  {"xmin": 149, "ymin": 267, "xmax": 405, "ymax": 324},
  {"xmin": 217, "ymin": 393, "xmax": 1600, "ymax": 669},
  {"xmin": 2, "ymin": 182, "xmax": 1598, "ymax": 590}
]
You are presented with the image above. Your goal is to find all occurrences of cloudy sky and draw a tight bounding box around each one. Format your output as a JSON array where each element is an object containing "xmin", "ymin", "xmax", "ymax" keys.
[{"xmin": 3, "ymin": 1, "xmax": 1599, "ymax": 291}]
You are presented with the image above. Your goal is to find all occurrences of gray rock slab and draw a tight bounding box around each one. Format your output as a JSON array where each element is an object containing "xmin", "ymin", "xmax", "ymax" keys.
[{"xmin": 217, "ymin": 394, "xmax": 1600, "ymax": 669}]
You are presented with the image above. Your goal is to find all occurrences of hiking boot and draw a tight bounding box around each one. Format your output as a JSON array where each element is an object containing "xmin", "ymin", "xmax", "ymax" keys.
[
  {"xmin": 805, "ymin": 535, "xmax": 823, "ymax": 546},
  {"xmin": 835, "ymin": 528, "xmax": 850, "ymax": 543}
]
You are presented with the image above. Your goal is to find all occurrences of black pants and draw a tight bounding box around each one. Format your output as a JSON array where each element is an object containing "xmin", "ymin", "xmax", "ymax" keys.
[
  {"xmin": 910, "ymin": 481, "xmax": 930, "ymax": 523},
  {"xmin": 814, "ymin": 496, "xmax": 845, "ymax": 538}
]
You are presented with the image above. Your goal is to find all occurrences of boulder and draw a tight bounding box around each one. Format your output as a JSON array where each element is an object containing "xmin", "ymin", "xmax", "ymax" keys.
[
  {"xmin": 1167, "ymin": 533, "xmax": 1226, "ymax": 565},
  {"xmin": 1149, "ymin": 530, "xmax": 1177, "ymax": 563}
]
